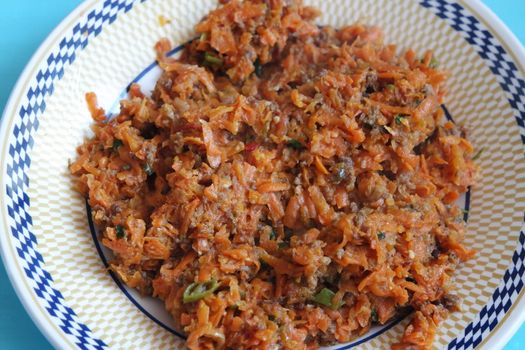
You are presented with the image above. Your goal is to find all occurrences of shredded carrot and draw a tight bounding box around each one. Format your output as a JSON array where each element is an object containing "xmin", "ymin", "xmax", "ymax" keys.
[
  {"xmin": 314, "ymin": 156, "xmax": 330, "ymax": 175},
  {"xmin": 71, "ymin": 1, "xmax": 478, "ymax": 349},
  {"xmin": 257, "ymin": 181, "xmax": 290, "ymax": 193},
  {"xmin": 170, "ymin": 251, "xmax": 197, "ymax": 280}
]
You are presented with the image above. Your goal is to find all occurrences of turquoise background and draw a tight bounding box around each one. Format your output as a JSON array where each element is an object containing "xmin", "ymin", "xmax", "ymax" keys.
[{"xmin": 0, "ymin": 0, "xmax": 524, "ymax": 349}]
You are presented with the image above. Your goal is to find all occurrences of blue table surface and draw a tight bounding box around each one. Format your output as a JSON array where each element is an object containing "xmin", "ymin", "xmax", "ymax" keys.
[{"xmin": 0, "ymin": 1, "xmax": 524, "ymax": 349}]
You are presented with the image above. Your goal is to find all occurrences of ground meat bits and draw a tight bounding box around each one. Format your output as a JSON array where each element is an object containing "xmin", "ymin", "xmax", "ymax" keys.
[{"xmin": 70, "ymin": 0, "xmax": 478, "ymax": 349}]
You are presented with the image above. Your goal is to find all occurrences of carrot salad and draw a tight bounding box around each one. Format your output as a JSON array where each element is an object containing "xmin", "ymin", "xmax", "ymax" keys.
[{"xmin": 70, "ymin": 0, "xmax": 478, "ymax": 348}]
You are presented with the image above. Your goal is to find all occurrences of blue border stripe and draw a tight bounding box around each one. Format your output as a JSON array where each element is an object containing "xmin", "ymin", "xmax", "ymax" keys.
[
  {"xmin": 4, "ymin": 0, "xmax": 147, "ymax": 347},
  {"xmin": 3, "ymin": 0, "xmax": 525, "ymax": 348},
  {"xmin": 420, "ymin": 1, "xmax": 525, "ymax": 349}
]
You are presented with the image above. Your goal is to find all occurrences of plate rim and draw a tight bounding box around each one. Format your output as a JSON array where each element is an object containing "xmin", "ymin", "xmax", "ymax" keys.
[
  {"xmin": 436, "ymin": 2, "xmax": 525, "ymax": 348},
  {"xmin": 1, "ymin": 0, "xmax": 525, "ymax": 349},
  {"xmin": 0, "ymin": 1, "xmax": 108, "ymax": 349}
]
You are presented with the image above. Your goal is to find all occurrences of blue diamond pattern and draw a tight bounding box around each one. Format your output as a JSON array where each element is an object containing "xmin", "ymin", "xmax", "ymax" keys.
[
  {"xmin": 3, "ymin": 0, "xmax": 145, "ymax": 348},
  {"xmin": 3, "ymin": 0, "xmax": 525, "ymax": 348},
  {"xmin": 417, "ymin": 1, "xmax": 525, "ymax": 348}
]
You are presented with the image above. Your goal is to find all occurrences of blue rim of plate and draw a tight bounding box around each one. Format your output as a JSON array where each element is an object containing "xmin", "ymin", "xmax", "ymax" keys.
[{"xmin": 1, "ymin": 0, "xmax": 525, "ymax": 349}]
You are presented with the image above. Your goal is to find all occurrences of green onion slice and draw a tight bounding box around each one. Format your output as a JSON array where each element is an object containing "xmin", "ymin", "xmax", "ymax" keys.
[
  {"xmin": 269, "ymin": 229, "xmax": 277, "ymax": 240},
  {"xmin": 371, "ymin": 308, "xmax": 378, "ymax": 323},
  {"xmin": 254, "ymin": 59, "xmax": 263, "ymax": 77},
  {"xmin": 183, "ymin": 279, "xmax": 219, "ymax": 303},
  {"xmin": 116, "ymin": 224, "xmax": 125, "ymax": 239},
  {"xmin": 286, "ymin": 139, "xmax": 303, "ymax": 150},
  {"xmin": 203, "ymin": 52, "xmax": 223, "ymax": 66},
  {"xmin": 394, "ymin": 115, "xmax": 406, "ymax": 125},
  {"xmin": 112, "ymin": 139, "xmax": 123, "ymax": 150},
  {"xmin": 313, "ymin": 287, "xmax": 344, "ymax": 309}
]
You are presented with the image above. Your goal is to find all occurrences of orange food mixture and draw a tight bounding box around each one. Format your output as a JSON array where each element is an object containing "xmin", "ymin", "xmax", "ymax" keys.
[{"xmin": 70, "ymin": 0, "xmax": 478, "ymax": 349}]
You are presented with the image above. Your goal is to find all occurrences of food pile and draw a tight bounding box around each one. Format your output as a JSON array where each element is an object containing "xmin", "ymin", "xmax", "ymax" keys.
[{"xmin": 71, "ymin": 0, "xmax": 478, "ymax": 348}]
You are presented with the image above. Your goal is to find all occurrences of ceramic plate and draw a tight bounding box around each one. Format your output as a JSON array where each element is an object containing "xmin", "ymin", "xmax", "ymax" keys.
[{"xmin": 1, "ymin": 0, "xmax": 525, "ymax": 349}]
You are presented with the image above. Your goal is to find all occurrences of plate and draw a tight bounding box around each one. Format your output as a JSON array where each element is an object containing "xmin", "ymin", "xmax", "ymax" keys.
[{"xmin": 1, "ymin": 0, "xmax": 525, "ymax": 349}]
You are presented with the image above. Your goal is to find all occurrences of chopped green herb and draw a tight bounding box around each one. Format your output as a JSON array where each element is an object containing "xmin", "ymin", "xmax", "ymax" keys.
[
  {"xmin": 429, "ymin": 57, "xmax": 439, "ymax": 68},
  {"xmin": 269, "ymin": 229, "xmax": 277, "ymax": 240},
  {"xmin": 313, "ymin": 287, "xmax": 344, "ymax": 310},
  {"xmin": 395, "ymin": 115, "xmax": 406, "ymax": 125},
  {"xmin": 370, "ymin": 308, "xmax": 378, "ymax": 323},
  {"xmin": 278, "ymin": 242, "xmax": 289, "ymax": 249},
  {"xmin": 122, "ymin": 164, "xmax": 131, "ymax": 171},
  {"xmin": 284, "ymin": 227, "xmax": 293, "ymax": 241},
  {"xmin": 286, "ymin": 139, "xmax": 304, "ymax": 150},
  {"xmin": 259, "ymin": 258, "xmax": 271, "ymax": 269},
  {"xmin": 472, "ymin": 147, "xmax": 485, "ymax": 161},
  {"xmin": 203, "ymin": 51, "xmax": 223, "ymax": 66},
  {"xmin": 183, "ymin": 279, "xmax": 219, "ymax": 303},
  {"xmin": 112, "ymin": 139, "xmax": 123, "ymax": 151},
  {"xmin": 227, "ymin": 303, "xmax": 239, "ymax": 310},
  {"xmin": 254, "ymin": 59, "xmax": 263, "ymax": 78},
  {"xmin": 143, "ymin": 163, "xmax": 154, "ymax": 176},
  {"xmin": 115, "ymin": 224, "xmax": 125, "ymax": 239},
  {"xmin": 377, "ymin": 232, "xmax": 386, "ymax": 240},
  {"xmin": 386, "ymin": 84, "xmax": 395, "ymax": 91}
]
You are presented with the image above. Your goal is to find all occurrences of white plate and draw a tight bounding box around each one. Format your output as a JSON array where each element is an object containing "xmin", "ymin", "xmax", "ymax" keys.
[{"xmin": 2, "ymin": 0, "xmax": 525, "ymax": 349}]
